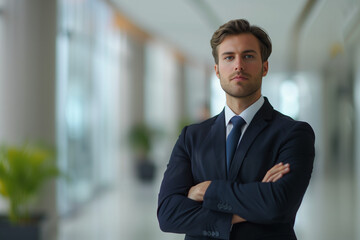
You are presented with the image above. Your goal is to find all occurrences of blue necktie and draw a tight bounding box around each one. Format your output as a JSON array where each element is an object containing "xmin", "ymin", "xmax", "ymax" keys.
[{"xmin": 226, "ymin": 116, "xmax": 246, "ymax": 173}]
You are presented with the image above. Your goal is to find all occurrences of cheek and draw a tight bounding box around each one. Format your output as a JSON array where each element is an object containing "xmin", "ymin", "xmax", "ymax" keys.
[
  {"xmin": 248, "ymin": 64, "xmax": 263, "ymax": 74},
  {"xmin": 218, "ymin": 64, "xmax": 232, "ymax": 75}
]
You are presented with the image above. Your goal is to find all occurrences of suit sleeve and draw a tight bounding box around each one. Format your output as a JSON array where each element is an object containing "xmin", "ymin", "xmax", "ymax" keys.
[
  {"xmin": 157, "ymin": 127, "xmax": 232, "ymax": 239},
  {"xmin": 203, "ymin": 122, "xmax": 315, "ymax": 224}
]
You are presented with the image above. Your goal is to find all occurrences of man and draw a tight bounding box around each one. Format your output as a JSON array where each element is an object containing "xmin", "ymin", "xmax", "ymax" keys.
[{"xmin": 157, "ymin": 19, "xmax": 315, "ymax": 240}]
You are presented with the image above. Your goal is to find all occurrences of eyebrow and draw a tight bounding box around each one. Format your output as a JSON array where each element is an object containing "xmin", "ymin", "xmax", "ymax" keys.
[
  {"xmin": 221, "ymin": 49, "xmax": 258, "ymax": 56},
  {"xmin": 243, "ymin": 50, "xmax": 258, "ymax": 54}
]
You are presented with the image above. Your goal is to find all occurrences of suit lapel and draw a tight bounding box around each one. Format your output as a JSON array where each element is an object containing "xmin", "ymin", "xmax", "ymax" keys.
[
  {"xmin": 229, "ymin": 98, "xmax": 274, "ymax": 181},
  {"xmin": 211, "ymin": 109, "xmax": 227, "ymax": 180}
]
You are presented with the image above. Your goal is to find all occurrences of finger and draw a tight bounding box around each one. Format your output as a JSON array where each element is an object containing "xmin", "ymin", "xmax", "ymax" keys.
[
  {"xmin": 267, "ymin": 162, "xmax": 283, "ymax": 175},
  {"xmin": 262, "ymin": 163, "xmax": 283, "ymax": 181},
  {"xmin": 262, "ymin": 171, "xmax": 272, "ymax": 182},
  {"xmin": 264, "ymin": 164, "xmax": 290, "ymax": 182},
  {"xmin": 267, "ymin": 171, "xmax": 282, "ymax": 182},
  {"xmin": 271, "ymin": 172, "xmax": 282, "ymax": 182},
  {"xmin": 270, "ymin": 167, "xmax": 290, "ymax": 182}
]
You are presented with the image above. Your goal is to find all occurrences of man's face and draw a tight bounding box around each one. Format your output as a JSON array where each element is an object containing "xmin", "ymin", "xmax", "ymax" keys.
[{"xmin": 215, "ymin": 33, "xmax": 268, "ymax": 101}]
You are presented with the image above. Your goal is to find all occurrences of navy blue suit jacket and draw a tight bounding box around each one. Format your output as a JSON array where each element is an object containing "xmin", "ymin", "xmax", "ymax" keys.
[{"xmin": 157, "ymin": 97, "xmax": 315, "ymax": 240}]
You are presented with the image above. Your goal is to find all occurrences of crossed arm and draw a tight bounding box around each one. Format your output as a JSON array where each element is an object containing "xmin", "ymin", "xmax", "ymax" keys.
[
  {"xmin": 187, "ymin": 162, "xmax": 290, "ymax": 224},
  {"xmin": 158, "ymin": 122, "xmax": 314, "ymax": 238}
]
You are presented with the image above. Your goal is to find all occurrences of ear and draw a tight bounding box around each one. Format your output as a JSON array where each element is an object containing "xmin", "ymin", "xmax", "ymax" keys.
[
  {"xmin": 214, "ymin": 64, "xmax": 220, "ymax": 79},
  {"xmin": 262, "ymin": 61, "xmax": 269, "ymax": 77}
]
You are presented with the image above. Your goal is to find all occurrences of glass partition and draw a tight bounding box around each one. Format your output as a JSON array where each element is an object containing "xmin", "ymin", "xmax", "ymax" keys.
[{"xmin": 56, "ymin": 0, "xmax": 123, "ymax": 215}]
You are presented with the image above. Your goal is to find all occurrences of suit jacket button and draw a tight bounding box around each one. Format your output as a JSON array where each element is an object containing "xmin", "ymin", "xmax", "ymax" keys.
[
  {"xmin": 217, "ymin": 203, "xmax": 222, "ymax": 209},
  {"xmin": 207, "ymin": 231, "xmax": 212, "ymax": 236},
  {"xmin": 211, "ymin": 231, "xmax": 216, "ymax": 237}
]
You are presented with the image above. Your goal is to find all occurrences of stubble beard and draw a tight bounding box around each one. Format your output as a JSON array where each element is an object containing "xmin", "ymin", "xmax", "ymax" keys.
[{"xmin": 219, "ymin": 69, "xmax": 263, "ymax": 99}]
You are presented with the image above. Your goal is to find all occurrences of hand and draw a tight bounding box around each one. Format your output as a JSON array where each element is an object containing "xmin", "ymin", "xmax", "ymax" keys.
[
  {"xmin": 232, "ymin": 214, "xmax": 246, "ymax": 224},
  {"xmin": 232, "ymin": 163, "xmax": 290, "ymax": 224},
  {"xmin": 262, "ymin": 162, "xmax": 290, "ymax": 182},
  {"xmin": 187, "ymin": 181, "xmax": 211, "ymax": 202}
]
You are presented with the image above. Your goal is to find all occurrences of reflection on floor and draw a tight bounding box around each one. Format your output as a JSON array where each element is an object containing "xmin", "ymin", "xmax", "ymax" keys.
[
  {"xmin": 295, "ymin": 170, "xmax": 358, "ymax": 240},
  {"xmin": 58, "ymin": 161, "xmax": 182, "ymax": 240},
  {"xmin": 58, "ymin": 163, "xmax": 359, "ymax": 240}
]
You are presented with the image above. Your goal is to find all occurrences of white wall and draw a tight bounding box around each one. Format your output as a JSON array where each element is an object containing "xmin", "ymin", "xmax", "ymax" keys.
[
  {"xmin": 0, "ymin": 0, "xmax": 56, "ymax": 143},
  {"xmin": 354, "ymin": 43, "xmax": 360, "ymax": 240},
  {"xmin": 184, "ymin": 62, "xmax": 210, "ymax": 121},
  {"xmin": 145, "ymin": 40, "xmax": 183, "ymax": 136},
  {"xmin": 0, "ymin": 0, "xmax": 57, "ymax": 239}
]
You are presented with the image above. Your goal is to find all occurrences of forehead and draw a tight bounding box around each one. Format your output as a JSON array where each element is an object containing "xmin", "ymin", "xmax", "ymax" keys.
[{"xmin": 218, "ymin": 33, "xmax": 261, "ymax": 54}]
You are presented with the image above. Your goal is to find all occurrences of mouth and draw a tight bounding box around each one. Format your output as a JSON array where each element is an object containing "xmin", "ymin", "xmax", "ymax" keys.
[{"xmin": 231, "ymin": 75, "xmax": 249, "ymax": 81}]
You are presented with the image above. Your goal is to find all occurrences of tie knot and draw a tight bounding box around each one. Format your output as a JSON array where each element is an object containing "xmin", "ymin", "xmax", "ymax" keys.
[{"xmin": 230, "ymin": 116, "xmax": 245, "ymax": 128}]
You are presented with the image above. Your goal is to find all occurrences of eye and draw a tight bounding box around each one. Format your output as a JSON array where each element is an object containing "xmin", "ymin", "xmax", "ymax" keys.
[
  {"xmin": 244, "ymin": 55, "xmax": 254, "ymax": 59},
  {"xmin": 224, "ymin": 56, "xmax": 234, "ymax": 61}
]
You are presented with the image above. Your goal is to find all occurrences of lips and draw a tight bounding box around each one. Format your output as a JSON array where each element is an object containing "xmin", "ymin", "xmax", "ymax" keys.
[
  {"xmin": 231, "ymin": 75, "xmax": 248, "ymax": 81},
  {"xmin": 230, "ymin": 71, "xmax": 250, "ymax": 81}
]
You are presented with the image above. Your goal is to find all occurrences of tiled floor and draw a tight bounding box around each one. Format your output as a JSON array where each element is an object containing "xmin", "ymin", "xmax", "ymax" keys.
[
  {"xmin": 58, "ymin": 160, "xmax": 360, "ymax": 240},
  {"xmin": 58, "ymin": 164, "xmax": 180, "ymax": 240}
]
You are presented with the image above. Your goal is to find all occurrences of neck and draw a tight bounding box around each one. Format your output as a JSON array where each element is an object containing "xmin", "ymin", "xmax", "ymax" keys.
[{"xmin": 226, "ymin": 94, "xmax": 261, "ymax": 115}]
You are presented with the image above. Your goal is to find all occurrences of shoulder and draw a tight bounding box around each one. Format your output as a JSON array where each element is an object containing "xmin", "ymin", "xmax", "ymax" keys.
[
  {"xmin": 271, "ymin": 110, "xmax": 315, "ymax": 140},
  {"xmin": 182, "ymin": 114, "xmax": 219, "ymax": 136},
  {"xmin": 188, "ymin": 115, "xmax": 218, "ymax": 130},
  {"xmin": 178, "ymin": 110, "xmax": 225, "ymax": 142},
  {"xmin": 260, "ymin": 97, "xmax": 314, "ymax": 135},
  {"xmin": 175, "ymin": 114, "xmax": 221, "ymax": 153},
  {"xmin": 273, "ymin": 110, "xmax": 313, "ymax": 128}
]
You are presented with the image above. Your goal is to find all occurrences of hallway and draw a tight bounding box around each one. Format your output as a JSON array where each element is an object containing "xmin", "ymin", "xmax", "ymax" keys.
[
  {"xmin": 58, "ymin": 156, "xmax": 359, "ymax": 240},
  {"xmin": 1, "ymin": 1, "xmax": 360, "ymax": 240}
]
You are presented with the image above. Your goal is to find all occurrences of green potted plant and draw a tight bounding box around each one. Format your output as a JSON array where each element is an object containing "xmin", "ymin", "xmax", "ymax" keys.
[
  {"xmin": 128, "ymin": 123, "xmax": 156, "ymax": 182},
  {"xmin": 0, "ymin": 143, "xmax": 60, "ymax": 240}
]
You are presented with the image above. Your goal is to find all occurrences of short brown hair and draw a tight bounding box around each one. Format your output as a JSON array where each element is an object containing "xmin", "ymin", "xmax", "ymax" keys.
[{"xmin": 210, "ymin": 19, "xmax": 272, "ymax": 64}]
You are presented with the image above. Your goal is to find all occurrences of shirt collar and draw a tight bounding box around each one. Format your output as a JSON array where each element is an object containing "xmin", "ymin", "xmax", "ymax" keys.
[{"xmin": 225, "ymin": 96, "xmax": 264, "ymax": 126}]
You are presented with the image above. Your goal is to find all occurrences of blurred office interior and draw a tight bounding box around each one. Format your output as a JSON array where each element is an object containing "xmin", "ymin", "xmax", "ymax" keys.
[{"xmin": 0, "ymin": 0, "xmax": 360, "ymax": 239}]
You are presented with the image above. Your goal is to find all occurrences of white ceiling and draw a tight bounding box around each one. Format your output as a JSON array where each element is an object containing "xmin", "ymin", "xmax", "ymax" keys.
[{"xmin": 112, "ymin": 0, "xmax": 360, "ymax": 73}]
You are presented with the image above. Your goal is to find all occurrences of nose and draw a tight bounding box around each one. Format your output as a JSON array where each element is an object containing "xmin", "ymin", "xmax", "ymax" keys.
[{"xmin": 234, "ymin": 58, "xmax": 244, "ymax": 71}]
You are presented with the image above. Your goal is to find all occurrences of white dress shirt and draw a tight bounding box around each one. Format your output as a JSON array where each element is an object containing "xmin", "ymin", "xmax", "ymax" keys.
[{"xmin": 224, "ymin": 96, "xmax": 265, "ymax": 143}]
